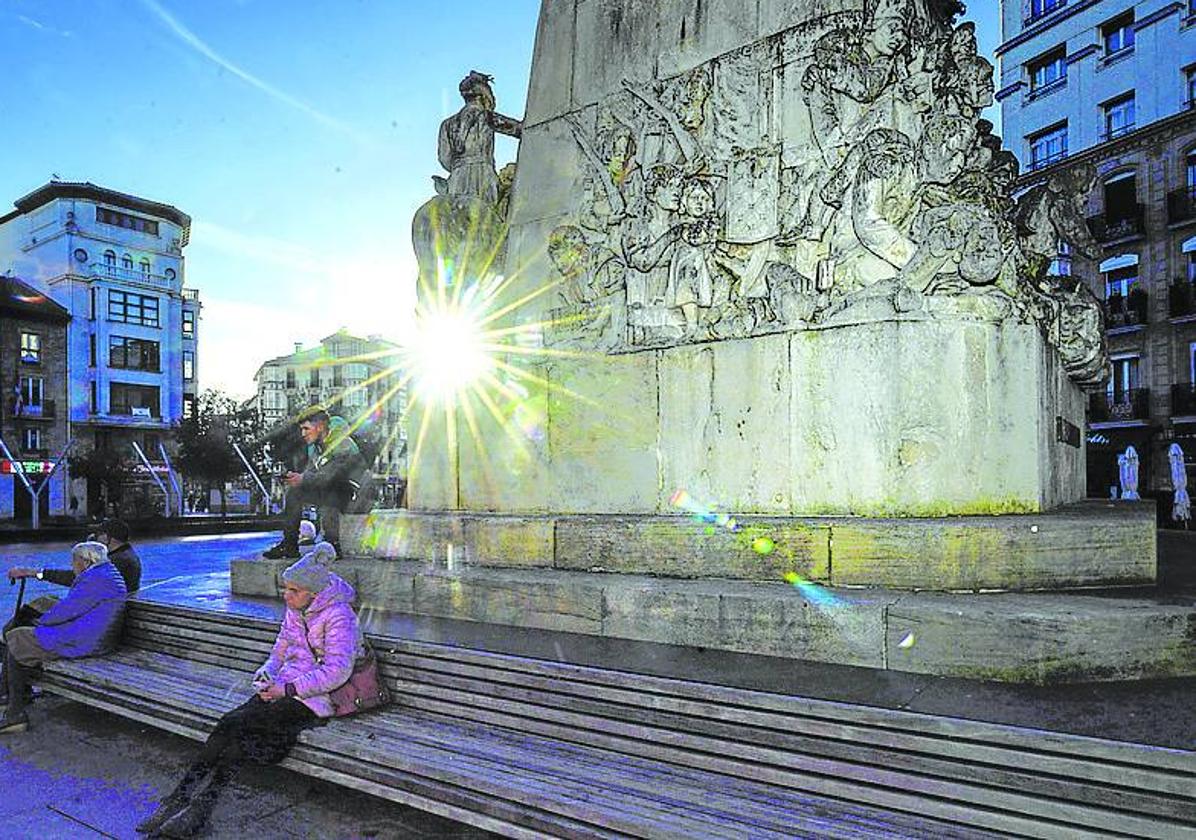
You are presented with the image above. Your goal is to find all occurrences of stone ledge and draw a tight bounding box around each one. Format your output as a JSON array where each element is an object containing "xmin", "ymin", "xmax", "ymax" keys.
[
  {"xmin": 228, "ymin": 557, "xmax": 1195, "ymax": 684},
  {"xmin": 342, "ymin": 501, "xmax": 1156, "ymax": 591}
]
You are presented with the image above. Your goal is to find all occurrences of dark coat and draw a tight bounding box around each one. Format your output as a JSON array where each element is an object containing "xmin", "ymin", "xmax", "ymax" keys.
[
  {"xmin": 43, "ymin": 542, "xmax": 142, "ymax": 593},
  {"xmin": 34, "ymin": 561, "xmax": 127, "ymax": 657}
]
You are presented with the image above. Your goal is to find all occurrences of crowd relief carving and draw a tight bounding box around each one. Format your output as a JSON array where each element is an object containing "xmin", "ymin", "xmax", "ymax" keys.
[{"xmin": 542, "ymin": 0, "xmax": 1109, "ymax": 387}]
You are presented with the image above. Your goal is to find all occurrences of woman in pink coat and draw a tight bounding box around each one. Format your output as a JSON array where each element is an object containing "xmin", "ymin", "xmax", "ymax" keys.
[{"xmin": 136, "ymin": 554, "xmax": 363, "ymax": 837}]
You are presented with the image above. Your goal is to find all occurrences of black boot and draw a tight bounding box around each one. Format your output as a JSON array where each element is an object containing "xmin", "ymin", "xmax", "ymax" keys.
[
  {"xmin": 261, "ymin": 540, "xmax": 299, "ymax": 560},
  {"xmin": 156, "ymin": 763, "xmax": 234, "ymax": 838},
  {"xmin": 135, "ymin": 761, "xmax": 212, "ymax": 834}
]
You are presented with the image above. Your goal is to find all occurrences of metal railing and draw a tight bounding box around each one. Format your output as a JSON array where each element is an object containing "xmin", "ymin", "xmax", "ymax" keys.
[
  {"xmin": 1104, "ymin": 291, "xmax": 1148, "ymax": 329},
  {"xmin": 1099, "ymin": 122, "xmax": 1137, "ymax": 143},
  {"xmin": 1089, "ymin": 388, "xmax": 1151, "ymax": 423},
  {"xmin": 15, "ymin": 399, "xmax": 56, "ymax": 419},
  {"xmin": 90, "ymin": 262, "xmax": 170, "ymax": 285},
  {"xmin": 1024, "ymin": 0, "xmax": 1067, "ymax": 25},
  {"xmin": 1088, "ymin": 204, "xmax": 1145, "ymax": 242},
  {"xmin": 1029, "ymin": 149, "xmax": 1068, "ymax": 172}
]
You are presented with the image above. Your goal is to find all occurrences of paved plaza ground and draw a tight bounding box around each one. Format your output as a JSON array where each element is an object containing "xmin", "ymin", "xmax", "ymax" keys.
[{"xmin": 0, "ymin": 530, "xmax": 1193, "ymax": 837}]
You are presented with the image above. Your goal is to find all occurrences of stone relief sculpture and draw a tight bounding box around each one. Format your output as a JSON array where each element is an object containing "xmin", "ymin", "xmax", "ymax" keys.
[
  {"xmin": 412, "ymin": 71, "xmax": 522, "ymax": 289},
  {"xmin": 539, "ymin": 0, "xmax": 1108, "ymax": 389}
]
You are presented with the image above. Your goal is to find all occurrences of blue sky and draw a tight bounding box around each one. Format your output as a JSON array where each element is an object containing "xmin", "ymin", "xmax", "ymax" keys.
[{"xmin": 0, "ymin": 1, "xmax": 1001, "ymax": 397}]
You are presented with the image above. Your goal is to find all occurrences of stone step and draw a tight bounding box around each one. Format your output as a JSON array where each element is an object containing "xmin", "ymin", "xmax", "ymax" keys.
[{"xmin": 230, "ymin": 555, "xmax": 1196, "ymax": 683}]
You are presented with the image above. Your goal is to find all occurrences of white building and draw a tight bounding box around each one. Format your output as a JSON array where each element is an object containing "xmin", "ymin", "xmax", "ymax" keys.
[
  {"xmin": 999, "ymin": 1, "xmax": 1196, "ymax": 496},
  {"xmin": 0, "ymin": 181, "xmax": 201, "ymax": 516},
  {"xmin": 255, "ymin": 329, "xmax": 407, "ymax": 490}
]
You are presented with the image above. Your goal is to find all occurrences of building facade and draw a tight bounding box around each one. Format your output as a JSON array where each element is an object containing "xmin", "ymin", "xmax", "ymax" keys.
[
  {"xmin": 999, "ymin": 0, "xmax": 1196, "ymax": 500},
  {"xmin": 0, "ymin": 182, "xmax": 201, "ymax": 516},
  {"xmin": 0, "ymin": 276, "xmax": 71, "ymax": 521},
  {"xmin": 254, "ymin": 330, "xmax": 407, "ymax": 497}
]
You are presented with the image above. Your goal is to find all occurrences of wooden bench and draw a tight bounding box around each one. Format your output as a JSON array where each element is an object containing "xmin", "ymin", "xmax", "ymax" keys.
[{"xmin": 37, "ymin": 598, "xmax": 1196, "ymax": 839}]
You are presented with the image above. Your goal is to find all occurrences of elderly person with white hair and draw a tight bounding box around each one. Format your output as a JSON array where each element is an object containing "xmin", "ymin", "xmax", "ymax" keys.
[{"xmin": 0, "ymin": 541, "xmax": 128, "ymax": 734}]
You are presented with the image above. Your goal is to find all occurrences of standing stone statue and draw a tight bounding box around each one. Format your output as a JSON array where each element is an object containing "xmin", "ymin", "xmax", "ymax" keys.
[
  {"xmin": 1170, "ymin": 443, "xmax": 1190, "ymax": 525},
  {"xmin": 1119, "ymin": 446, "xmax": 1141, "ymax": 501},
  {"xmin": 412, "ymin": 71, "xmax": 522, "ymax": 290}
]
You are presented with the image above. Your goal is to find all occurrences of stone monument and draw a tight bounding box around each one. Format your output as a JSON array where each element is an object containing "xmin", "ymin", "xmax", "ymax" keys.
[{"xmin": 235, "ymin": 1, "xmax": 1186, "ymax": 683}]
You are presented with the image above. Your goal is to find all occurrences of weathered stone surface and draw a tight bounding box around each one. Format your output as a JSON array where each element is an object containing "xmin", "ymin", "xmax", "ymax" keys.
[
  {"xmin": 886, "ymin": 591, "xmax": 1196, "ymax": 684},
  {"xmin": 406, "ymin": 401, "xmax": 459, "ymax": 511},
  {"xmin": 349, "ymin": 510, "xmax": 467, "ymax": 562},
  {"xmin": 789, "ymin": 319, "xmax": 1084, "ymax": 516},
  {"xmin": 602, "ymin": 579, "xmax": 722, "ymax": 648},
  {"xmin": 229, "ymin": 559, "xmax": 282, "ymax": 598},
  {"xmin": 659, "ymin": 334, "xmax": 792, "ymax": 513},
  {"xmin": 832, "ymin": 501, "xmax": 1157, "ymax": 591},
  {"xmin": 548, "ymin": 353, "xmax": 659, "ymax": 514},
  {"xmin": 414, "ymin": 568, "xmax": 605, "ymax": 634},
  {"xmin": 508, "ymin": 120, "xmax": 584, "ymax": 226},
  {"xmin": 352, "ymin": 562, "xmax": 416, "ymax": 613},
  {"xmin": 758, "ymin": 0, "xmax": 855, "ymax": 41},
  {"xmin": 469, "ymin": 515, "xmax": 555, "ymax": 568},
  {"xmin": 524, "ymin": 0, "xmax": 577, "ymax": 128},
  {"xmin": 657, "ymin": 0, "xmax": 760, "ymax": 78},
  {"xmin": 554, "ymin": 514, "xmax": 830, "ymax": 580},
  {"xmin": 571, "ymin": 0, "xmax": 661, "ymax": 109},
  {"xmin": 719, "ymin": 584, "xmax": 894, "ymax": 668}
]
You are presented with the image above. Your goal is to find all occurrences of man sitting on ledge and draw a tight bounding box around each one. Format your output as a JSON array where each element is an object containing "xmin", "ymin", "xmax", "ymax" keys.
[
  {"xmin": 0, "ymin": 541, "xmax": 127, "ymax": 733},
  {"xmin": 263, "ymin": 406, "xmax": 364, "ymax": 560}
]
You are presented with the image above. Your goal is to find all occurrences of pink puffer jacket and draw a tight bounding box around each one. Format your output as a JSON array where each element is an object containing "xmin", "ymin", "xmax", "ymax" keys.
[{"xmin": 258, "ymin": 573, "xmax": 365, "ymax": 717}]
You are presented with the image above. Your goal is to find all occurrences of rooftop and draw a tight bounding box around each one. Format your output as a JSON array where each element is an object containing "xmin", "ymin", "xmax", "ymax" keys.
[
  {"xmin": 0, "ymin": 181, "xmax": 191, "ymax": 230},
  {"xmin": 0, "ymin": 275, "xmax": 70, "ymax": 323}
]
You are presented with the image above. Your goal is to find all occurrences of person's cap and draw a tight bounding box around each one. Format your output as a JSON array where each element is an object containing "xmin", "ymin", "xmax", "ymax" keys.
[
  {"xmin": 95, "ymin": 518, "xmax": 130, "ymax": 543},
  {"xmin": 281, "ymin": 554, "xmax": 332, "ymax": 593}
]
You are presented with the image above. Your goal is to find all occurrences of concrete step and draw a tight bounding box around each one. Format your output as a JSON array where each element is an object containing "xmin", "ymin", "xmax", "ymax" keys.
[{"xmin": 230, "ymin": 555, "xmax": 1196, "ymax": 683}]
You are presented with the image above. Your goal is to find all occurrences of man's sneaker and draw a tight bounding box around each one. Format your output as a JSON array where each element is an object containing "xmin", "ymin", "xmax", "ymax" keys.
[
  {"xmin": 0, "ymin": 714, "xmax": 29, "ymax": 734},
  {"xmin": 261, "ymin": 542, "xmax": 299, "ymax": 560}
]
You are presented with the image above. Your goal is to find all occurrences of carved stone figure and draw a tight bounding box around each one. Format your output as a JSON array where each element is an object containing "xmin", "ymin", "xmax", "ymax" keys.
[
  {"xmin": 536, "ymin": 2, "xmax": 1108, "ymax": 386},
  {"xmin": 412, "ymin": 71, "xmax": 522, "ymax": 290}
]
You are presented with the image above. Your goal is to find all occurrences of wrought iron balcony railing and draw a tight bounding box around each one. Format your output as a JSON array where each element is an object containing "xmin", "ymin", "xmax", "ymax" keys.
[
  {"xmin": 1089, "ymin": 388, "xmax": 1150, "ymax": 423},
  {"xmin": 1105, "ymin": 291, "xmax": 1148, "ymax": 329},
  {"xmin": 1172, "ymin": 383, "xmax": 1196, "ymax": 416},
  {"xmin": 1088, "ymin": 205, "xmax": 1145, "ymax": 242},
  {"xmin": 15, "ymin": 400, "xmax": 55, "ymax": 419}
]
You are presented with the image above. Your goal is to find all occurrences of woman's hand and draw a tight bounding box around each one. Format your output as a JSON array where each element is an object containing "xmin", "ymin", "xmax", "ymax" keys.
[{"xmin": 257, "ymin": 682, "xmax": 287, "ymax": 702}]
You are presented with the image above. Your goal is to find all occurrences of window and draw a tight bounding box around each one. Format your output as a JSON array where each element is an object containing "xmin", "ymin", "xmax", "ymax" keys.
[
  {"xmin": 1103, "ymin": 93, "xmax": 1135, "ymax": 140},
  {"xmin": 1028, "ymin": 123, "xmax": 1068, "ymax": 170},
  {"xmin": 19, "ymin": 332, "xmax": 40, "ymax": 364},
  {"xmin": 1187, "ymin": 68, "xmax": 1196, "ymax": 108},
  {"xmin": 89, "ymin": 334, "xmax": 96, "ymax": 367},
  {"xmin": 1028, "ymin": 0, "xmax": 1066, "ymax": 22},
  {"xmin": 139, "ymin": 258, "xmax": 151, "ymax": 276},
  {"xmin": 182, "ymin": 309, "xmax": 195, "ymax": 338},
  {"xmin": 183, "ymin": 394, "xmax": 195, "ymax": 420},
  {"xmin": 121, "ymin": 253, "xmax": 133, "ymax": 270},
  {"xmin": 20, "ymin": 376, "xmax": 43, "ymax": 408},
  {"xmin": 1105, "ymin": 265, "xmax": 1139, "ymax": 299},
  {"xmin": 109, "ymin": 336, "xmax": 161, "ymax": 371},
  {"xmin": 310, "ymin": 368, "xmax": 319, "ymax": 387},
  {"xmin": 109, "ymin": 383, "xmax": 160, "ymax": 417},
  {"xmin": 90, "ymin": 381, "xmax": 97, "ymax": 414},
  {"xmin": 90, "ymin": 287, "xmax": 97, "ymax": 321},
  {"xmin": 286, "ymin": 369, "xmax": 296, "ymax": 389},
  {"xmin": 1109, "ymin": 356, "xmax": 1140, "ymax": 402},
  {"xmin": 333, "ymin": 366, "xmax": 344, "ymax": 388},
  {"xmin": 1028, "ymin": 47, "xmax": 1066, "ymax": 93},
  {"xmin": 183, "ymin": 350, "xmax": 194, "ymax": 381},
  {"xmin": 1188, "ymin": 251, "xmax": 1196, "ymax": 283},
  {"xmin": 103, "ymin": 250, "xmax": 116, "ymax": 266},
  {"xmin": 1048, "ymin": 241, "xmax": 1072, "ymax": 277},
  {"xmin": 22, "ymin": 428, "xmax": 40, "ymax": 452},
  {"xmin": 95, "ymin": 207, "xmax": 159, "ymax": 236},
  {"xmin": 108, "ymin": 290, "xmax": 159, "ymax": 327},
  {"xmin": 1191, "ymin": 342, "xmax": 1196, "ymax": 384},
  {"xmin": 1104, "ymin": 172, "xmax": 1137, "ymax": 221},
  {"xmin": 1102, "ymin": 13, "xmax": 1134, "ymax": 57}
]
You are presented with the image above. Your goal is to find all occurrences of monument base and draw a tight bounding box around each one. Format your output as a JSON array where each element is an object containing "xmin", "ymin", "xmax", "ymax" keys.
[{"xmin": 231, "ymin": 554, "xmax": 1194, "ymax": 685}]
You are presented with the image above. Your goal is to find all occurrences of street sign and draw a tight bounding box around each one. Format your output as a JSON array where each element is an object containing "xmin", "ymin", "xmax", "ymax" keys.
[{"xmin": 0, "ymin": 459, "xmax": 54, "ymax": 475}]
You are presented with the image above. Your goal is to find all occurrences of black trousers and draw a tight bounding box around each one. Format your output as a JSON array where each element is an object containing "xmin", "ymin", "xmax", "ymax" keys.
[
  {"xmin": 282, "ymin": 482, "xmax": 349, "ymax": 546},
  {"xmin": 198, "ymin": 695, "xmax": 318, "ymax": 769}
]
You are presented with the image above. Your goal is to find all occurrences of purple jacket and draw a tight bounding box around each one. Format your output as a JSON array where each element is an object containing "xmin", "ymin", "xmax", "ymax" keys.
[
  {"xmin": 259, "ymin": 574, "xmax": 364, "ymax": 717},
  {"xmin": 34, "ymin": 561, "xmax": 127, "ymax": 657}
]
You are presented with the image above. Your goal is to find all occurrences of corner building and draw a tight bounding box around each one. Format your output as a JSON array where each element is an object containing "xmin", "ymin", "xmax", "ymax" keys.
[
  {"xmin": 999, "ymin": 0, "xmax": 1196, "ymax": 499},
  {"xmin": 0, "ymin": 182, "xmax": 201, "ymax": 516}
]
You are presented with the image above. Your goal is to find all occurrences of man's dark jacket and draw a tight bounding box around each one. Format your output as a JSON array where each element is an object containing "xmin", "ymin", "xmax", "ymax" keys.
[{"xmin": 43, "ymin": 543, "xmax": 142, "ymax": 594}]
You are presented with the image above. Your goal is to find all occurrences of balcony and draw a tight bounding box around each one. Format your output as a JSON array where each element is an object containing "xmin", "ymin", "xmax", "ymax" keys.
[
  {"xmin": 182, "ymin": 288, "xmax": 200, "ymax": 301},
  {"xmin": 1104, "ymin": 292, "xmax": 1148, "ymax": 330},
  {"xmin": 1029, "ymin": 150, "xmax": 1068, "ymax": 172},
  {"xmin": 1099, "ymin": 123, "xmax": 1137, "ymax": 143},
  {"xmin": 1087, "ymin": 205, "xmax": 1145, "ymax": 243},
  {"xmin": 1089, "ymin": 388, "xmax": 1151, "ymax": 424},
  {"xmin": 1167, "ymin": 188, "xmax": 1196, "ymax": 225},
  {"xmin": 14, "ymin": 400, "xmax": 55, "ymax": 419},
  {"xmin": 1173, "ymin": 383, "xmax": 1196, "ymax": 417},
  {"xmin": 90, "ymin": 263, "xmax": 172, "ymax": 286},
  {"xmin": 1170, "ymin": 279, "xmax": 1196, "ymax": 318}
]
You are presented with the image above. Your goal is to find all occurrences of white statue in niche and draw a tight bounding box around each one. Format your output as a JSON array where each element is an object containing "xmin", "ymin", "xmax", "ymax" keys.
[{"xmin": 1119, "ymin": 446, "xmax": 1141, "ymax": 501}]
